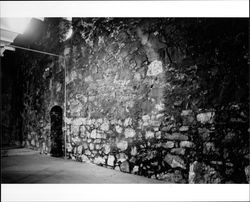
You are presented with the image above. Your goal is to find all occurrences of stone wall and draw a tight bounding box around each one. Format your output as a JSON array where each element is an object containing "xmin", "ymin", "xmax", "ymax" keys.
[
  {"xmin": 12, "ymin": 18, "xmax": 67, "ymax": 154},
  {"xmin": 17, "ymin": 18, "xmax": 249, "ymax": 183},
  {"xmin": 1, "ymin": 51, "xmax": 23, "ymax": 146}
]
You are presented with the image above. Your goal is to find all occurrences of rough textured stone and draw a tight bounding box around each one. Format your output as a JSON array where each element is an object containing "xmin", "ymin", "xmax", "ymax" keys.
[
  {"xmin": 116, "ymin": 153, "xmax": 128, "ymax": 163},
  {"xmin": 171, "ymin": 148, "xmax": 186, "ymax": 155},
  {"xmin": 142, "ymin": 115, "xmax": 150, "ymax": 122},
  {"xmin": 42, "ymin": 142, "xmax": 46, "ymax": 151},
  {"xmin": 124, "ymin": 117, "xmax": 132, "ymax": 127},
  {"xmin": 95, "ymin": 131, "xmax": 102, "ymax": 139},
  {"xmin": 164, "ymin": 133, "xmax": 188, "ymax": 141},
  {"xmin": 198, "ymin": 127, "xmax": 211, "ymax": 141},
  {"xmin": 146, "ymin": 150, "xmax": 157, "ymax": 160},
  {"xmin": 147, "ymin": 60, "xmax": 163, "ymax": 76},
  {"xmin": 157, "ymin": 173, "xmax": 174, "ymax": 182},
  {"xmin": 94, "ymin": 156, "xmax": 105, "ymax": 165},
  {"xmin": 103, "ymin": 144, "xmax": 111, "ymax": 154},
  {"xmin": 100, "ymin": 121, "xmax": 110, "ymax": 131},
  {"xmin": 124, "ymin": 128, "xmax": 136, "ymax": 138},
  {"xmin": 155, "ymin": 131, "xmax": 162, "ymax": 139},
  {"xmin": 134, "ymin": 73, "xmax": 141, "ymax": 81},
  {"xmin": 130, "ymin": 146, "xmax": 137, "ymax": 156},
  {"xmin": 81, "ymin": 154, "xmax": 90, "ymax": 163},
  {"xmin": 100, "ymin": 132, "xmax": 107, "ymax": 139},
  {"xmin": 245, "ymin": 165, "xmax": 250, "ymax": 182},
  {"xmin": 95, "ymin": 144, "xmax": 101, "ymax": 150},
  {"xmin": 157, "ymin": 170, "xmax": 186, "ymax": 183},
  {"xmin": 145, "ymin": 131, "xmax": 154, "ymax": 139},
  {"xmin": 83, "ymin": 142, "xmax": 88, "ymax": 149},
  {"xmin": 180, "ymin": 141, "xmax": 194, "ymax": 148},
  {"xmin": 132, "ymin": 166, "xmax": 139, "ymax": 174},
  {"xmin": 67, "ymin": 143, "xmax": 73, "ymax": 152},
  {"xmin": 155, "ymin": 102, "xmax": 165, "ymax": 111},
  {"xmin": 161, "ymin": 126, "xmax": 171, "ymax": 132},
  {"xmin": 164, "ymin": 154, "xmax": 186, "ymax": 169},
  {"xmin": 181, "ymin": 110, "xmax": 193, "ymax": 116},
  {"xmin": 120, "ymin": 161, "xmax": 130, "ymax": 173},
  {"xmin": 90, "ymin": 129, "xmax": 97, "ymax": 139},
  {"xmin": 115, "ymin": 125, "xmax": 123, "ymax": 133},
  {"xmin": 197, "ymin": 112, "xmax": 215, "ymax": 124},
  {"xmin": 85, "ymin": 150, "xmax": 91, "ymax": 156},
  {"xmin": 189, "ymin": 161, "xmax": 221, "ymax": 183},
  {"xmin": 156, "ymin": 113, "xmax": 164, "ymax": 119},
  {"xmin": 204, "ymin": 142, "xmax": 215, "ymax": 154},
  {"xmin": 117, "ymin": 140, "xmax": 128, "ymax": 151},
  {"xmin": 77, "ymin": 145, "xmax": 83, "ymax": 154},
  {"xmin": 79, "ymin": 125, "xmax": 87, "ymax": 137},
  {"xmin": 89, "ymin": 143, "xmax": 94, "ymax": 150},
  {"xmin": 31, "ymin": 139, "xmax": 35, "ymax": 146},
  {"xmin": 162, "ymin": 141, "xmax": 175, "ymax": 149},
  {"xmin": 223, "ymin": 132, "xmax": 236, "ymax": 143},
  {"xmin": 174, "ymin": 100, "xmax": 182, "ymax": 106},
  {"xmin": 72, "ymin": 118, "xmax": 85, "ymax": 126},
  {"xmin": 69, "ymin": 100, "xmax": 83, "ymax": 116},
  {"xmin": 94, "ymin": 139, "xmax": 101, "ymax": 144},
  {"xmin": 179, "ymin": 126, "xmax": 189, "ymax": 132},
  {"xmin": 129, "ymin": 157, "xmax": 137, "ymax": 164},
  {"xmin": 210, "ymin": 161, "xmax": 223, "ymax": 166},
  {"xmin": 107, "ymin": 155, "xmax": 115, "ymax": 166}
]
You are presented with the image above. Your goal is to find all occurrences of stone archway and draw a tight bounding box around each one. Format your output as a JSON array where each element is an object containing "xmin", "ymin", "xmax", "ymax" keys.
[{"xmin": 50, "ymin": 105, "xmax": 63, "ymax": 157}]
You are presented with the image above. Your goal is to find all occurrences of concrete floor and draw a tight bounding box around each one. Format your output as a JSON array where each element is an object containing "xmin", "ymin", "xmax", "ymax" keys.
[{"xmin": 1, "ymin": 149, "xmax": 163, "ymax": 183}]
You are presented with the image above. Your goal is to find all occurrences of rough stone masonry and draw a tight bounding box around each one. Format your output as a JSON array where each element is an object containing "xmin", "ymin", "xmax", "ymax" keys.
[{"xmin": 17, "ymin": 18, "xmax": 249, "ymax": 183}]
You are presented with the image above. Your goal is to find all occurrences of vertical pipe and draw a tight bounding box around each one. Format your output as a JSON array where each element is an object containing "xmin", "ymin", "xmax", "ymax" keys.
[{"xmin": 63, "ymin": 56, "xmax": 67, "ymax": 159}]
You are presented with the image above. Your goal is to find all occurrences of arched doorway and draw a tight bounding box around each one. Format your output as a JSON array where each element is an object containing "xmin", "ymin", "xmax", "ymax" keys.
[{"xmin": 50, "ymin": 106, "xmax": 63, "ymax": 157}]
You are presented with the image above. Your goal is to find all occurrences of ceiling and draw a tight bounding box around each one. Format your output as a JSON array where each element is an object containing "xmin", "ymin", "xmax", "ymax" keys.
[{"xmin": 0, "ymin": 18, "xmax": 44, "ymax": 56}]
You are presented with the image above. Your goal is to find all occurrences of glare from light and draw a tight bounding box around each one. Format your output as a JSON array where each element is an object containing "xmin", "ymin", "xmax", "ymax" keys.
[
  {"xmin": 3, "ymin": 18, "xmax": 32, "ymax": 34},
  {"xmin": 65, "ymin": 17, "xmax": 72, "ymax": 22},
  {"xmin": 7, "ymin": 18, "xmax": 31, "ymax": 34},
  {"xmin": 10, "ymin": 18, "xmax": 31, "ymax": 34},
  {"xmin": 65, "ymin": 26, "xmax": 73, "ymax": 40}
]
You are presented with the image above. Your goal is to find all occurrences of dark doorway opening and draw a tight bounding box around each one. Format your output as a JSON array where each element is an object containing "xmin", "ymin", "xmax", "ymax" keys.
[{"xmin": 50, "ymin": 106, "xmax": 63, "ymax": 157}]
